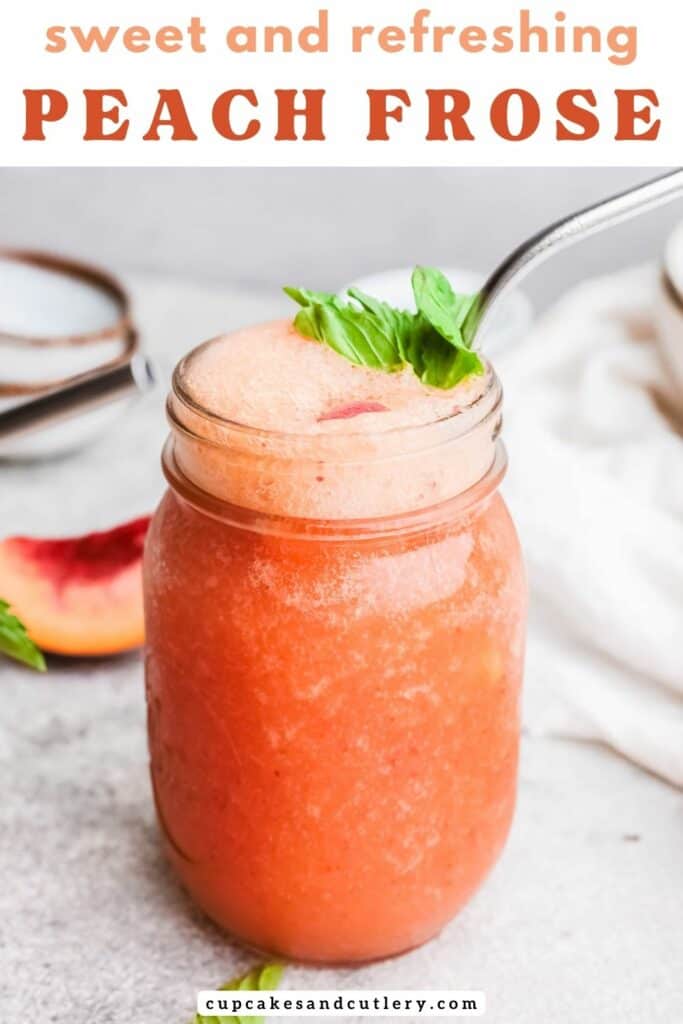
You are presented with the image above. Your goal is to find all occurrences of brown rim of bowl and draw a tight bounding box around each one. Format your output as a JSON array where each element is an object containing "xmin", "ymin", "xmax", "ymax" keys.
[
  {"xmin": 0, "ymin": 248, "xmax": 138, "ymax": 398},
  {"xmin": 0, "ymin": 248, "xmax": 133, "ymax": 346}
]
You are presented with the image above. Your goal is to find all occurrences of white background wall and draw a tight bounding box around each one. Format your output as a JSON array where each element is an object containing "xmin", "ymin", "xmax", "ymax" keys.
[{"xmin": 1, "ymin": 167, "xmax": 680, "ymax": 308}]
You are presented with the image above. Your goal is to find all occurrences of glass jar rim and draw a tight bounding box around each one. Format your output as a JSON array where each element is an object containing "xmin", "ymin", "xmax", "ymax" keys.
[
  {"xmin": 167, "ymin": 335, "xmax": 505, "ymax": 529},
  {"xmin": 170, "ymin": 336, "xmax": 502, "ymax": 460}
]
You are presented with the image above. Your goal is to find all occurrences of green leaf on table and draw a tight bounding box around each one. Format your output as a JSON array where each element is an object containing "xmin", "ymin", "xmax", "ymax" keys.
[
  {"xmin": 193, "ymin": 962, "xmax": 285, "ymax": 1024},
  {"xmin": 0, "ymin": 600, "xmax": 46, "ymax": 672}
]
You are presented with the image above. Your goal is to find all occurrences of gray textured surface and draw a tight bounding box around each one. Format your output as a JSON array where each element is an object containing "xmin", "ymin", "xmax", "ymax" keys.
[{"xmin": 2, "ymin": 272, "xmax": 682, "ymax": 1023}]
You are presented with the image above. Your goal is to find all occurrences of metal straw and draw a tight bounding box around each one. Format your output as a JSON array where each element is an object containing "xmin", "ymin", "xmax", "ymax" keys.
[
  {"xmin": 472, "ymin": 168, "xmax": 683, "ymax": 345},
  {"xmin": 0, "ymin": 354, "xmax": 156, "ymax": 441}
]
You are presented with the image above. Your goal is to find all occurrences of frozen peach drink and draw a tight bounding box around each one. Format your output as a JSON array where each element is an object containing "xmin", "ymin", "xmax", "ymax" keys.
[{"xmin": 144, "ymin": 272, "xmax": 526, "ymax": 962}]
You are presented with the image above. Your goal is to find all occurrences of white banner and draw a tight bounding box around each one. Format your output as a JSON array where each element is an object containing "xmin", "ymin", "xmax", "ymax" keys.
[
  {"xmin": 0, "ymin": 0, "xmax": 680, "ymax": 165},
  {"xmin": 197, "ymin": 990, "xmax": 486, "ymax": 1017}
]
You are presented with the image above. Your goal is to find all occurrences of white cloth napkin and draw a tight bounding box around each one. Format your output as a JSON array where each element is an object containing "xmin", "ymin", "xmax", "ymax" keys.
[{"xmin": 498, "ymin": 265, "xmax": 683, "ymax": 787}]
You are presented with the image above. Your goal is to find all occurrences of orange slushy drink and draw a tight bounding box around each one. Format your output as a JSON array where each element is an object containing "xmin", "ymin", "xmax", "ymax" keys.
[{"xmin": 144, "ymin": 308, "xmax": 526, "ymax": 963}]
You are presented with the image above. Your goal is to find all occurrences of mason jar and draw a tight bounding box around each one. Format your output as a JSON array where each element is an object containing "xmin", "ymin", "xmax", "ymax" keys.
[{"xmin": 143, "ymin": 328, "xmax": 526, "ymax": 964}]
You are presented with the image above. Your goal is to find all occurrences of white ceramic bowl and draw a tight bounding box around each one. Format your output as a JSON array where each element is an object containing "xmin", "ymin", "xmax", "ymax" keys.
[
  {"xmin": 0, "ymin": 251, "xmax": 140, "ymax": 460},
  {"xmin": 343, "ymin": 266, "xmax": 534, "ymax": 358}
]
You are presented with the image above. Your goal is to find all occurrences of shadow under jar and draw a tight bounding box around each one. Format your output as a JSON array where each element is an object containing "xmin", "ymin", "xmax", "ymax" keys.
[{"xmin": 144, "ymin": 330, "xmax": 527, "ymax": 964}]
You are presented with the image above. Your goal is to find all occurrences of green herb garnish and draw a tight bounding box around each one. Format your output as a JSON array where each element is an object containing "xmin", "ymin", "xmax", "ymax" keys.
[
  {"xmin": 0, "ymin": 599, "xmax": 46, "ymax": 672},
  {"xmin": 193, "ymin": 963, "xmax": 285, "ymax": 1024},
  {"xmin": 285, "ymin": 267, "xmax": 484, "ymax": 389}
]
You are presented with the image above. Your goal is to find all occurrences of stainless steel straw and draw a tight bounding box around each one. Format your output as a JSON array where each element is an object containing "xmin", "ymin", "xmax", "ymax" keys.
[
  {"xmin": 0, "ymin": 354, "xmax": 155, "ymax": 442},
  {"xmin": 472, "ymin": 168, "xmax": 683, "ymax": 345}
]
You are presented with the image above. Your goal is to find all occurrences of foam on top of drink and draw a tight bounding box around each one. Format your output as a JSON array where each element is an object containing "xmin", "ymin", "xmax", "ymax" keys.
[
  {"xmin": 179, "ymin": 319, "xmax": 488, "ymax": 435},
  {"xmin": 171, "ymin": 320, "xmax": 501, "ymax": 522}
]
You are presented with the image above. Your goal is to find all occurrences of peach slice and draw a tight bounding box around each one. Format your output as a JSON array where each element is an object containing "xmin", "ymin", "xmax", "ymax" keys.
[
  {"xmin": 317, "ymin": 401, "xmax": 389, "ymax": 422},
  {"xmin": 0, "ymin": 516, "xmax": 150, "ymax": 657}
]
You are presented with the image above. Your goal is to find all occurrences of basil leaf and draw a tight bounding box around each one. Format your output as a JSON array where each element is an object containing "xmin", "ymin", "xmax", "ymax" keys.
[
  {"xmin": 0, "ymin": 600, "xmax": 46, "ymax": 672},
  {"xmin": 291, "ymin": 286, "xmax": 408, "ymax": 369},
  {"xmin": 295, "ymin": 303, "xmax": 403, "ymax": 370},
  {"xmin": 411, "ymin": 267, "xmax": 479, "ymax": 349},
  {"xmin": 418, "ymin": 333, "xmax": 485, "ymax": 389},
  {"xmin": 410, "ymin": 267, "xmax": 484, "ymax": 384},
  {"xmin": 290, "ymin": 305, "xmax": 322, "ymax": 344},
  {"xmin": 399, "ymin": 316, "xmax": 483, "ymax": 389},
  {"xmin": 254, "ymin": 965, "xmax": 285, "ymax": 991},
  {"xmin": 346, "ymin": 287, "xmax": 413, "ymax": 341},
  {"xmin": 193, "ymin": 963, "xmax": 285, "ymax": 1024},
  {"xmin": 283, "ymin": 286, "xmax": 342, "ymax": 309},
  {"xmin": 284, "ymin": 267, "xmax": 485, "ymax": 390}
]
